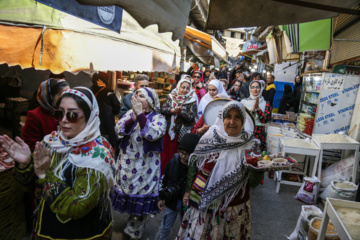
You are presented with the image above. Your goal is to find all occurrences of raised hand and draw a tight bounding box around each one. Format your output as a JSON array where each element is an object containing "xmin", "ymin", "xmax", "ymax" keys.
[
  {"xmin": 0, "ymin": 135, "xmax": 31, "ymax": 166},
  {"xmin": 253, "ymin": 97, "xmax": 260, "ymax": 111},
  {"xmin": 131, "ymin": 95, "xmax": 143, "ymax": 116},
  {"xmin": 33, "ymin": 142, "xmax": 51, "ymax": 179}
]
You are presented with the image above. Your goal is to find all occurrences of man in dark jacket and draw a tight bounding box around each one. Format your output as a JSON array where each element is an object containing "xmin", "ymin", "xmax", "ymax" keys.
[
  {"xmin": 90, "ymin": 72, "xmax": 120, "ymax": 148},
  {"xmin": 156, "ymin": 133, "xmax": 201, "ymax": 240},
  {"xmin": 119, "ymin": 74, "xmax": 149, "ymax": 119},
  {"xmin": 217, "ymin": 66, "xmax": 227, "ymax": 79},
  {"xmin": 263, "ymin": 74, "xmax": 276, "ymax": 107},
  {"xmin": 241, "ymin": 73, "xmax": 251, "ymax": 98}
]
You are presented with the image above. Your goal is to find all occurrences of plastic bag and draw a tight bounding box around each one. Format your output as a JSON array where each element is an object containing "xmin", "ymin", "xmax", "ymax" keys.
[
  {"xmin": 320, "ymin": 155, "xmax": 354, "ymax": 188},
  {"xmin": 288, "ymin": 205, "xmax": 322, "ymax": 240},
  {"xmin": 319, "ymin": 180, "xmax": 358, "ymax": 201},
  {"xmin": 295, "ymin": 176, "xmax": 320, "ymax": 205}
]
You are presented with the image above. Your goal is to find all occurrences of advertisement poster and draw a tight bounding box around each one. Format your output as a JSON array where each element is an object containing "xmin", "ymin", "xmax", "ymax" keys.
[{"xmin": 315, "ymin": 73, "xmax": 360, "ymax": 134}]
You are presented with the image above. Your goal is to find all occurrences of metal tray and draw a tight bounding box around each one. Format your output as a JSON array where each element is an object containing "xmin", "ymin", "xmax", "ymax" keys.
[{"xmin": 243, "ymin": 150, "xmax": 297, "ymax": 172}]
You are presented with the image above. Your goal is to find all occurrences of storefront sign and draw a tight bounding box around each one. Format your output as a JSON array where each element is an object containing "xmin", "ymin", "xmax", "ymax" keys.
[
  {"xmin": 323, "ymin": 74, "xmax": 345, "ymax": 91},
  {"xmin": 36, "ymin": 0, "xmax": 123, "ymax": 32},
  {"xmin": 242, "ymin": 41, "xmax": 262, "ymax": 52},
  {"xmin": 315, "ymin": 73, "xmax": 360, "ymax": 134}
]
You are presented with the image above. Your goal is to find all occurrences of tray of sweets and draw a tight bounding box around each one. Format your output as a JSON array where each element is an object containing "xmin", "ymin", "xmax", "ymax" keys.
[{"xmin": 243, "ymin": 150, "xmax": 297, "ymax": 172}]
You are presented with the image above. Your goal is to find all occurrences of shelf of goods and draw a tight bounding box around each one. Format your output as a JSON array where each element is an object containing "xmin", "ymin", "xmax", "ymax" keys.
[
  {"xmin": 318, "ymin": 198, "xmax": 360, "ymax": 240},
  {"xmin": 312, "ymin": 134, "xmax": 360, "ymax": 183},
  {"xmin": 296, "ymin": 73, "xmax": 360, "ymax": 137}
]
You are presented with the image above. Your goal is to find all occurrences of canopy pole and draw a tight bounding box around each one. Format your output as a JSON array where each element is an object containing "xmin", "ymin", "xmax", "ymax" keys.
[{"xmin": 180, "ymin": 42, "xmax": 187, "ymax": 72}]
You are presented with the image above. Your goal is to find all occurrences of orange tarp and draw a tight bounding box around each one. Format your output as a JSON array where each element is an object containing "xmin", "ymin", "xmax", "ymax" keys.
[{"xmin": 0, "ymin": 24, "xmax": 178, "ymax": 73}]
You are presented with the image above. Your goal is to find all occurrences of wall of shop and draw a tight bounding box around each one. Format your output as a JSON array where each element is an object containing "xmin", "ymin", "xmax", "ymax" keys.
[{"xmin": 0, "ymin": 64, "xmax": 92, "ymax": 100}]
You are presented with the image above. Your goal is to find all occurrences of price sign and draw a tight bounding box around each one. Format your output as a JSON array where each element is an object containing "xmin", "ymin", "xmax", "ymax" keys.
[{"xmin": 323, "ymin": 75, "xmax": 345, "ymax": 91}]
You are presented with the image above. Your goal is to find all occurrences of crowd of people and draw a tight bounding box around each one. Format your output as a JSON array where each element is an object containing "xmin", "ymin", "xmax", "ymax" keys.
[{"xmin": 0, "ymin": 65, "xmax": 303, "ymax": 240}]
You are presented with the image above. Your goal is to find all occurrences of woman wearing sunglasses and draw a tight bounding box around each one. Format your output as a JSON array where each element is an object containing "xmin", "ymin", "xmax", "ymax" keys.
[
  {"xmin": 112, "ymin": 87, "xmax": 166, "ymax": 239},
  {"xmin": 160, "ymin": 75, "xmax": 198, "ymax": 175},
  {"xmin": 21, "ymin": 78, "xmax": 69, "ymax": 151},
  {"xmin": 241, "ymin": 80, "xmax": 272, "ymax": 151},
  {"xmin": 192, "ymin": 70, "xmax": 206, "ymax": 102},
  {"xmin": 0, "ymin": 87, "xmax": 115, "ymax": 239}
]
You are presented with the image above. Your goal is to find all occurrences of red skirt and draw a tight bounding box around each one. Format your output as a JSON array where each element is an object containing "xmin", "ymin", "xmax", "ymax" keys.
[{"xmin": 160, "ymin": 133, "xmax": 179, "ymax": 175}]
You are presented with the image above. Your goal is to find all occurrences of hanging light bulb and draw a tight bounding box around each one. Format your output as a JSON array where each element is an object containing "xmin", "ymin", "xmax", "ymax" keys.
[
  {"xmin": 251, "ymin": 68, "xmax": 255, "ymax": 72},
  {"xmin": 249, "ymin": 66, "xmax": 252, "ymax": 70},
  {"xmin": 263, "ymin": 69, "xmax": 266, "ymax": 73},
  {"xmin": 254, "ymin": 65, "xmax": 258, "ymax": 69},
  {"xmin": 266, "ymin": 71, "xmax": 270, "ymax": 75}
]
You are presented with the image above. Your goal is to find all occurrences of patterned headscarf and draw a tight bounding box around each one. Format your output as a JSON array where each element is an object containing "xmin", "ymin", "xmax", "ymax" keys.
[
  {"xmin": 136, "ymin": 87, "xmax": 160, "ymax": 112},
  {"xmin": 43, "ymin": 87, "xmax": 114, "ymax": 183},
  {"xmin": 190, "ymin": 101, "xmax": 259, "ymax": 211},
  {"xmin": 167, "ymin": 77, "xmax": 197, "ymax": 140},
  {"xmin": 37, "ymin": 78, "xmax": 67, "ymax": 114}
]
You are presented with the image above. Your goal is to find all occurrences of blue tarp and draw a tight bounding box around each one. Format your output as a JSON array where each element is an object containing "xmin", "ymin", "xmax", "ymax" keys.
[
  {"xmin": 273, "ymin": 82, "xmax": 294, "ymax": 110},
  {"xmin": 36, "ymin": 0, "xmax": 123, "ymax": 33}
]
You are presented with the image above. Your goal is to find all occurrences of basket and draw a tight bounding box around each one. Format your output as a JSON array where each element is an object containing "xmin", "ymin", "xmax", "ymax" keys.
[{"xmin": 308, "ymin": 217, "xmax": 339, "ymax": 240}]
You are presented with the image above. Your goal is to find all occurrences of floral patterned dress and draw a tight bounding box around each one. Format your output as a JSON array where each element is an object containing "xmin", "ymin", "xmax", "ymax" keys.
[
  {"xmin": 253, "ymin": 101, "xmax": 272, "ymax": 151},
  {"xmin": 160, "ymin": 96, "xmax": 197, "ymax": 174},
  {"xmin": 14, "ymin": 134, "xmax": 115, "ymax": 240}
]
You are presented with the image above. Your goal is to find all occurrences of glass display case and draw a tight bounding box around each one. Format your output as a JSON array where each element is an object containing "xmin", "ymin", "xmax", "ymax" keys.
[
  {"xmin": 296, "ymin": 73, "xmax": 322, "ymax": 136},
  {"xmin": 296, "ymin": 73, "xmax": 360, "ymax": 137}
]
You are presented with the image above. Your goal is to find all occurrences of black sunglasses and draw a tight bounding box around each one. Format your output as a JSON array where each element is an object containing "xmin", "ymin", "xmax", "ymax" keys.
[
  {"xmin": 194, "ymin": 75, "xmax": 201, "ymax": 78},
  {"xmin": 54, "ymin": 109, "xmax": 83, "ymax": 123}
]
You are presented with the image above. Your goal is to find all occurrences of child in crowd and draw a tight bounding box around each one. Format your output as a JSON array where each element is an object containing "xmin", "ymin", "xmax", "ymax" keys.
[{"xmin": 156, "ymin": 133, "xmax": 201, "ymax": 240}]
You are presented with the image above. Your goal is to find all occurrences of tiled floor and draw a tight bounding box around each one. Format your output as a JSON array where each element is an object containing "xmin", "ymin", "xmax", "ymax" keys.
[{"xmin": 112, "ymin": 174, "xmax": 323, "ymax": 240}]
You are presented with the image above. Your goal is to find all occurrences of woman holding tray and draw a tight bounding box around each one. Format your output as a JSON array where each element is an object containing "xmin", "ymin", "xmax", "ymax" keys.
[{"xmin": 178, "ymin": 101, "xmax": 263, "ymax": 240}]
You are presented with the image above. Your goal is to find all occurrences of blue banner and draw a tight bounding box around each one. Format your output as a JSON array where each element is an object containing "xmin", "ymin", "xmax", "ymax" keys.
[{"xmin": 36, "ymin": 0, "xmax": 122, "ymax": 33}]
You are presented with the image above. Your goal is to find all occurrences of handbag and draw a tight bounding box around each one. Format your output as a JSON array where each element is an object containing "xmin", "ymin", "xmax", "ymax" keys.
[{"xmin": 178, "ymin": 125, "xmax": 192, "ymax": 142}]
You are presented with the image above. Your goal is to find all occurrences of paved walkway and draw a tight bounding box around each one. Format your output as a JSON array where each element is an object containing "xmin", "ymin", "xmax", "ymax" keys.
[{"xmin": 112, "ymin": 174, "xmax": 323, "ymax": 240}]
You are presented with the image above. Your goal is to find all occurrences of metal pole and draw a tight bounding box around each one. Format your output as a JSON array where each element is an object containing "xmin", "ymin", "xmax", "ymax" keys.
[{"xmin": 180, "ymin": 42, "xmax": 187, "ymax": 72}]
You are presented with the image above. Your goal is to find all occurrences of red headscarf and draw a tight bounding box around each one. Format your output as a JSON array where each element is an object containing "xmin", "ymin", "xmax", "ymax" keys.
[{"xmin": 192, "ymin": 70, "xmax": 204, "ymax": 83}]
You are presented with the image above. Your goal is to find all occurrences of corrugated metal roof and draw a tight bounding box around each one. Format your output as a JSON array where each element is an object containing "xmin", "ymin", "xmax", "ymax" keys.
[
  {"xmin": 333, "ymin": 4, "xmax": 360, "ymax": 35},
  {"xmin": 330, "ymin": 21, "xmax": 360, "ymax": 65}
]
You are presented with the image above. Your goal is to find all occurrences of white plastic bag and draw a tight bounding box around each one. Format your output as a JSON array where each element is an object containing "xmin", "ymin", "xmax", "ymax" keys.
[
  {"xmin": 288, "ymin": 205, "xmax": 322, "ymax": 240},
  {"xmin": 319, "ymin": 180, "xmax": 358, "ymax": 201},
  {"xmin": 320, "ymin": 155, "xmax": 354, "ymax": 188},
  {"xmin": 295, "ymin": 176, "xmax": 321, "ymax": 205}
]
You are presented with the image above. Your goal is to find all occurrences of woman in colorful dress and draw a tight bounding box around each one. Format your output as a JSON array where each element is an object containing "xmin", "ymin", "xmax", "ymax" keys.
[
  {"xmin": 111, "ymin": 87, "xmax": 166, "ymax": 239},
  {"xmin": 241, "ymin": 80, "xmax": 272, "ymax": 151},
  {"xmin": 178, "ymin": 101, "xmax": 262, "ymax": 240},
  {"xmin": 160, "ymin": 76, "xmax": 198, "ymax": 174},
  {"xmin": 197, "ymin": 79, "xmax": 229, "ymax": 119},
  {"xmin": 0, "ymin": 87, "xmax": 115, "ymax": 239}
]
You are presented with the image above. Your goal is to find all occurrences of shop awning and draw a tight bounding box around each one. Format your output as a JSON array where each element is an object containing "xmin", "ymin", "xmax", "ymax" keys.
[
  {"xmin": 206, "ymin": 0, "xmax": 359, "ymax": 30},
  {"xmin": 184, "ymin": 26, "xmax": 227, "ymax": 65},
  {"xmin": 77, "ymin": 0, "xmax": 192, "ymax": 41},
  {"xmin": 0, "ymin": 0, "xmax": 180, "ymax": 73},
  {"xmin": 239, "ymin": 45, "xmax": 267, "ymax": 57}
]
